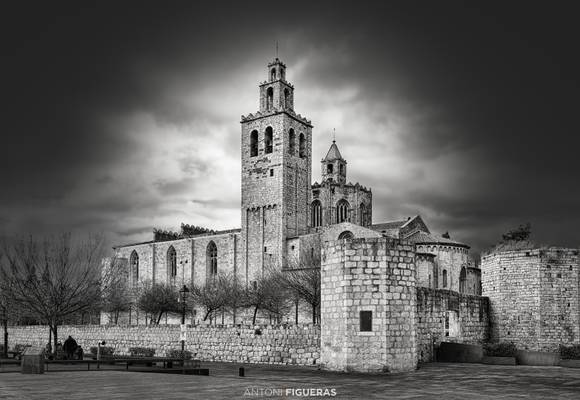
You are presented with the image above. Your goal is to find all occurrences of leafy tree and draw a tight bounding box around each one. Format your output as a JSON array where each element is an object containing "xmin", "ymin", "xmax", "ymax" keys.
[
  {"xmin": 136, "ymin": 282, "xmax": 179, "ymax": 325},
  {"xmin": 0, "ymin": 233, "xmax": 113, "ymax": 354},
  {"xmin": 502, "ymin": 223, "xmax": 531, "ymax": 242}
]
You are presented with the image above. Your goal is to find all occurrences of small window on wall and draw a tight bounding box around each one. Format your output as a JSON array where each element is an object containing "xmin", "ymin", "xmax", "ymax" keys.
[
  {"xmin": 327, "ymin": 164, "xmax": 333, "ymax": 174},
  {"xmin": 250, "ymin": 130, "xmax": 258, "ymax": 157},
  {"xmin": 360, "ymin": 311, "xmax": 372, "ymax": 332},
  {"xmin": 442, "ymin": 269, "xmax": 448, "ymax": 288},
  {"xmin": 266, "ymin": 87, "xmax": 274, "ymax": 110},
  {"xmin": 299, "ymin": 133, "xmax": 305, "ymax": 158},
  {"xmin": 288, "ymin": 129, "xmax": 295, "ymax": 155},
  {"xmin": 265, "ymin": 127, "xmax": 273, "ymax": 154},
  {"xmin": 338, "ymin": 230, "xmax": 353, "ymax": 240}
]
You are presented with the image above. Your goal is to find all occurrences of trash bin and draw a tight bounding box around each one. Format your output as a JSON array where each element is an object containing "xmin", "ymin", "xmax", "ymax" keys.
[{"xmin": 21, "ymin": 346, "xmax": 45, "ymax": 374}]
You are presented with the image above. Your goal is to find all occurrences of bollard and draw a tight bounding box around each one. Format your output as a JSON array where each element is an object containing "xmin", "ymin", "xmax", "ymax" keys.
[{"xmin": 239, "ymin": 367, "xmax": 245, "ymax": 377}]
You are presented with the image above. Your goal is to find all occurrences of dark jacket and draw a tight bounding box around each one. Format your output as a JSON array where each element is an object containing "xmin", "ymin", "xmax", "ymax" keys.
[{"xmin": 63, "ymin": 337, "xmax": 78, "ymax": 353}]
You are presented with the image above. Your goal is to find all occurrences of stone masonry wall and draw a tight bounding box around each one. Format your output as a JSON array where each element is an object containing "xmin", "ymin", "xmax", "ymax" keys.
[
  {"xmin": 482, "ymin": 247, "xmax": 580, "ymax": 351},
  {"xmin": 416, "ymin": 288, "xmax": 490, "ymax": 362},
  {"xmin": 320, "ymin": 237, "xmax": 417, "ymax": 373},
  {"xmin": 8, "ymin": 324, "xmax": 320, "ymax": 366}
]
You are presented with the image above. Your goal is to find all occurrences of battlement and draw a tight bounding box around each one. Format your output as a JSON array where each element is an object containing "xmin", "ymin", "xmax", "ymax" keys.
[
  {"xmin": 240, "ymin": 109, "xmax": 312, "ymax": 127},
  {"xmin": 311, "ymin": 180, "xmax": 371, "ymax": 193}
]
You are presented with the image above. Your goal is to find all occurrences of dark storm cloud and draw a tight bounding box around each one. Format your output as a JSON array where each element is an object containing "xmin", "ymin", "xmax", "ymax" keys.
[{"xmin": 2, "ymin": 1, "xmax": 579, "ymax": 253}]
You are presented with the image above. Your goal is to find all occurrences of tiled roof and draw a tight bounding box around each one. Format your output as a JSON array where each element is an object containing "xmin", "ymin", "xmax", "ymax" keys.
[
  {"xmin": 371, "ymin": 220, "xmax": 407, "ymax": 231},
  {"xmin": 405, "ymin": 231, "xmax": 469, "ymax": 249}
]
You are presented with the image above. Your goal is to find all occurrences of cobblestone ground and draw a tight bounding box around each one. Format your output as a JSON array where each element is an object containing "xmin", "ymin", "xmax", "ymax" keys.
[{"xmin": 1, "ymin": 362, "xmax": 579, "ymax": 399}]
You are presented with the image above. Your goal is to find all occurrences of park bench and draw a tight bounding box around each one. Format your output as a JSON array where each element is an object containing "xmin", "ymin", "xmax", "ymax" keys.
[
  {"xmin": 7, "ymin": 344, "xmax": 31, "ymax": 360},
  {"xmin": 120, "ymin": 357, "xmax": 199, "ymax": 370}
]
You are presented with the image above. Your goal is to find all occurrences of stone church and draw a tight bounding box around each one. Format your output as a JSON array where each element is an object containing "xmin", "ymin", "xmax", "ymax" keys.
[{"xmin": 112, "ymin": 58, "xmax": 480, "ymax": 324}]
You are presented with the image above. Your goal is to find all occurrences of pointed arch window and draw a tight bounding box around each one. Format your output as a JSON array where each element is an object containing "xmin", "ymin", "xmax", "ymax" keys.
[
  {"xmin": 299, "ymin": 133, "xmax": 305, "ymax": 158},
  {"xmin": 288, "ymin": 129, "xmax": 295, "ymax": 155},
  {"xmin": 130, "ymin": 251, "xmax": 139, "ymax": 287},
  {"xmin": 265, "ymin": 127, "xmax": 273, "ymax": 154},
  {"xmin": 336, "ymin": 199, "xmax": 350, "ymax": 223},
  {"xmin": 207, "ymin": 241, "xmax": 218, "ymax": 279},
  {"xmin": 311, "ymin": 200, "xmax": 322, "ymax": 228},
  {"xmin": 270, "ymin": 68, "xmax": 276, "ymax": 81},
  {"xmin": 167, "ymin": 246, "xmax": 177, "ymax": 279},
  {"xmin": 266, "ymin": 87, "xmax": 274, "ymax": 110},
  {"xmin": 250, "ymin": 130, "xmax": 258, "ymax": 157}
]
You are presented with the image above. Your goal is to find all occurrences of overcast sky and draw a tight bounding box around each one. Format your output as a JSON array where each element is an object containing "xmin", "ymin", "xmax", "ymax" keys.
[{"xmin": 2, "ymin": 1, "xmax": 579, "ymax": 254}]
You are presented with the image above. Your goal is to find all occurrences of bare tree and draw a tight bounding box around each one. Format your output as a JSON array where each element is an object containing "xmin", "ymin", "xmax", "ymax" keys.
[
  {"xmin": 219, "ymin": 273, "xmax": 244, "ymax": 324},
  {"xmin": 244, "ymin": 269, "xmax": 291, "ymax": 325},
  {"xmin": 281, "ymin": 252, "xmax": 321, "ymax": 324},
  {"xmin": 100, "ymin": 258, "xmax": 131, "ymax": 324},
  {"xmin": 190, "ymin": 274, "xmax": 233, "ymax": 322},
  {"xmin": 0, "ymin": 233, "xmax": 111, "ymax": 353},
  {"xmin": 0, "ymin": 283, "xmax": 11, "ymax": 358},
  {"xmin": 136, "ymin": 282, "xmax": 179, "ymax": 324}
]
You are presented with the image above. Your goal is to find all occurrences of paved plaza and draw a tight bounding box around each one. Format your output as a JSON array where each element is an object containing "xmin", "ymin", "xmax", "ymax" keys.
[{"xmin": 1, "ymin": 362, "xmax": 579, "ymax": 399}]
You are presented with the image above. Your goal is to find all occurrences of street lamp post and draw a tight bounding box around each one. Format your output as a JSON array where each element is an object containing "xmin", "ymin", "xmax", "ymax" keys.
[{"xmin": 179, "ymin": 285, "xmax": 190, "ymax": 356}]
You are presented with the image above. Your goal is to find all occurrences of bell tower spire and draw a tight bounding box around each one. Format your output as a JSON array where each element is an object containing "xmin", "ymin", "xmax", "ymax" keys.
[
  {"xmin": 321, "ymin": 139, "xmax": 347, "ymax": 184},
  {"xmin": 260, "ymin": 58, "xmax": 294, "ymax": 112}
]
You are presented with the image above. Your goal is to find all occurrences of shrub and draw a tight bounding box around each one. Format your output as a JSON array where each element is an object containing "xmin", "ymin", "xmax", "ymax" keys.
[
  {"xmin": 484, "ymin": 342, "xmax": 517, "ymax": 357},
  {"xmin": 129, "ymin": 347, "xmax": 156, "ymax": 357},
  {"xmin": 89, "ymin": 346, "xmax": 115, "ymax": 356},
  {"xmin": 560, "ymin": 344, "xmax": 580, "ymax": 360},
  {"xmin": 12, "ymin": 344, "xmax": 28, "ymax": 354},
  {"xmin": 166, "ymin": 349, "xmax": 193, "ymax": 360}
]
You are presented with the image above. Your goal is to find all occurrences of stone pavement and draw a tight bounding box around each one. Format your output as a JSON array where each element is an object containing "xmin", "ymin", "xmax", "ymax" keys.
[{"xmin": 1, "ymin": 362, "xmax": 579, "ymax": 399}]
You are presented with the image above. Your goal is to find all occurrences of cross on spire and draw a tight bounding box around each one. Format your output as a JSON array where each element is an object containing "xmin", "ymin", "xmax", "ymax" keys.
[
  {"xmin": 276, "ymin": 41, "xmax": 279, "ymax": 58},
  {"xmin": 333, "ymin": 128, "xmax": 336, "ymax": 143}
]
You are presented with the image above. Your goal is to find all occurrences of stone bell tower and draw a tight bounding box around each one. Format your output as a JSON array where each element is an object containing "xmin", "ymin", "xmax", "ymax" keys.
[{"xmin": 240, "ymin": 58, "xmax": 313, "ymax": 283}]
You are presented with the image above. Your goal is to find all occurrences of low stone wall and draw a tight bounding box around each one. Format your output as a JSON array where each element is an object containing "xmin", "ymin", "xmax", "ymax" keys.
[
  {"xmin": 416, "ymin": 288, "xmax": 490, "ymax": 362},
  {"xmin": 7, "ymin": 324, "xmax": 320, "ymax": 366}
]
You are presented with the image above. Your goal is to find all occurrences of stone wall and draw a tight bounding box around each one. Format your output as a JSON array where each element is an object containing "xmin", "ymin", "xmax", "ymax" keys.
[
  {"xmin": 416, "ymin": 288, "xmax": 490, "ymax": 362},
  {"xmin": 7, "ymin": 324, "xmax": 320, "ymax": 366},
  {"xmin": 311, "ymin": 181, "xmax": 372, "ymax": 228},
  {"xmin": 415, "ymin": 244, "xmax": 470, "ymax": 293},
  {"xmin": 482, "ymin": 247, "xmax": 580, "ymax": 351},
  {"xmin": 320, "ymin": 237, "xmax": 417, "ymax": 373}
]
